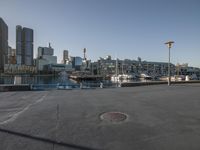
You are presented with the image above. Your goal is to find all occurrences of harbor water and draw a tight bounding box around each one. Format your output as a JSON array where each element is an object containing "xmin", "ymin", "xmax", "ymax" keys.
[{"xmin": 0, "ymin": 74, "xmax": 159, "ymax": 90}]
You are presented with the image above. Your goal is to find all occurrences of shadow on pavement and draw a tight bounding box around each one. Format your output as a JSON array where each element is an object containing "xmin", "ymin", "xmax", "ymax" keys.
[{"xmin": 0, "ymin": 127, "xmax": 101, "ymax": 150}]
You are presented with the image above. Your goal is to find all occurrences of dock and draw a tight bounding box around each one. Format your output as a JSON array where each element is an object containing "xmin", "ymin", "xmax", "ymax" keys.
[
  {"xmin": 69, "ymin": 75, "xmax": 103, "ymax": 81},
  {"xmin": 0, "ymin": 84, "xmax": 31, "ymax": 92},
  {"xmin": 121, "ymin": 80, "xmax": 200, "ymax": 87}
]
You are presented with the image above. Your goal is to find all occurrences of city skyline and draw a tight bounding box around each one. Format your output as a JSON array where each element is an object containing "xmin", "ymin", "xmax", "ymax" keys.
[{"xmin": 0, "ymin": 0, "xmax": 200, "ymax": 67}]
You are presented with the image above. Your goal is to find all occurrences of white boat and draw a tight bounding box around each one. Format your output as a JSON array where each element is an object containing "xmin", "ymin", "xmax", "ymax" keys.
[
  {"xmin": 111, "ymin": 75, "xmax": 120, "ymax": 81},
  {"xmin": 111, "ymin": 73, "xmax": 136, "ymax": 81},
  {"xmin": 140, "ymin": 73, "xmax": 152, "ymax": 80},
  {"xmin": 111, "ymin": 58, "xmax": 136, "ymax": 81},
  {"xmin": 171, "ymin": 75, "xmax": 185, "ymax": 81},
  {"xmin": 121, "ymin": 74, "xmax": 136, "ymax": 79}
]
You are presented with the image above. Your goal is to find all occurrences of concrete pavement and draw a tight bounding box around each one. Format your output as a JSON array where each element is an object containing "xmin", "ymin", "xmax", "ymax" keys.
[{"xmin": 0, "ymin": 84, "xmax": 200, "ymax": 150}]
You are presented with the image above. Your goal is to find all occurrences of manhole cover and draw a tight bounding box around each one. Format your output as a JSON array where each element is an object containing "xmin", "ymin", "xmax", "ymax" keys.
[{"xmin": 100, "ymin": 112, "xmax": 128, "ymax": 122}]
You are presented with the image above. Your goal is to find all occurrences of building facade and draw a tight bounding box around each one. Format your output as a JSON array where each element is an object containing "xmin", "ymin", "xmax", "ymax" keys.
[
  {"xmin": 38, "ymin": 44, "xmax": 54, "ymax": 58},
  {"xmin": 16, "ymin": 25, "xmax": 33, "ymax": 66},
  {"xmin": 175, "ymin": 63, "xmax": 200, "ymax": 78},
  {"xmin": 7, "ymin": 47, "xmax": 16, "ymax": 65},
  {"xmin": 92, "ymin": 56, "xmax": 176, "ymax": 77},
  {"xmin": 0, "ymin": 18, "xmax": 8, "ymax": 72},
  {"xmin": 44, "ymin": 64, "xmax": 73, "ymax": 73},
  {"xmin": 36, "ymin": 44, "xmax": 57, "ymax": 72},
  {"xmin": 70, "ymin": 56, "xmax": 82, "ymax": 71}
]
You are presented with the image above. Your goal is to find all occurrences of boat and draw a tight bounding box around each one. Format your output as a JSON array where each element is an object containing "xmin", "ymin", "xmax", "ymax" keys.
[
  {"xmin": 111, "ymin": 73, "xmax": 136, "ymax": 81},
  {"xmin": 121, "ymin": 73, "xmax": 136, "ymax": 79},
  {"xmin": 111, "ymin": 58, "xmax": 137, "ymax": 81},
  {"xmin": 140, "ymin": 73, "xmax": 152, "ymax": 80},
  {"xmin": 171, "ymin": 75, "xmax": 185, "ymax": 81}
]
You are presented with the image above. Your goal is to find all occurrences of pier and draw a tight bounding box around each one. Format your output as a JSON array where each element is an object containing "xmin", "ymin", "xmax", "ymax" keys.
[
  {"xmin": 1, "ymin": 80, "xmax": 200, "ymax": 91},
  {"xmin": 121, "ymin": 80, "xmax": 200, "ymax": 87},
  {"xmin": 0, "ymin": 84, "xmax": 200, "ymax": 150}
]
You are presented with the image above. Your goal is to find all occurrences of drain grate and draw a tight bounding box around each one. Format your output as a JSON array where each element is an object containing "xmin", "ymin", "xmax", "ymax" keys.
[{"xmin": 100, "ymin": 112, "xmax": 128, "ymax": 123}]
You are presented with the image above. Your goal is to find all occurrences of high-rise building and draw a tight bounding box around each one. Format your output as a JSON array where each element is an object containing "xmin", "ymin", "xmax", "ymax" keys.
[
  {"xmin": 16, "ymin": 25, "xmax": 33, "ymax": 66},
  {"xmin": 71, "ymin": 56, "xmax": 82, "ymax": 70},
  {"xmin": 0, "ymin": 18, "xmax": 8, "ymax": 72},
  {"xmin": 38, "ymin": 43, "xmax": 54, "ymax": 58},
  {"xmin": 63, "ymin": 50, "xmax": 69, "ymax": 64},
  {"xmin": 36, "ymin": 44, "xmax": 57, "ymax": 71},
  {"xmin": 16, "ymin": 25, "xmax": 22, "ymax": 65},
  {"xmin": 7, "ymin": 46, "xmax": 16, "ymax": 64}
]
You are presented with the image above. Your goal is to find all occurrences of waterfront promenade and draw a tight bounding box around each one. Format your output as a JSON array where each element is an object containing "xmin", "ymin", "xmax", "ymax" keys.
[{"xmin": 0, "ymin": 84, "xmax": 200, "ymax": 150}]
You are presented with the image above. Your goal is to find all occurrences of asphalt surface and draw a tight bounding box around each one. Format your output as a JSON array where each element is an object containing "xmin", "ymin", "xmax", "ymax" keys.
[{"xmin": 0, "ymin": 84, "xmax": 200, "ymax": 150}]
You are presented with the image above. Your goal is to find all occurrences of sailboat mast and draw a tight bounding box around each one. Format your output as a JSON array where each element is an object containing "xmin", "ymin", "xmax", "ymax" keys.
[{"xmin": 116, "ymin": 58, "xmax": 118, "ymax": 75}]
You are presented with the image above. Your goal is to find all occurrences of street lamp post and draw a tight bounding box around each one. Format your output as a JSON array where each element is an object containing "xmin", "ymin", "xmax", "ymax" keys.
[{"xmin": 165, "ymin": 41, "xmax": 174, "ymax": 86}]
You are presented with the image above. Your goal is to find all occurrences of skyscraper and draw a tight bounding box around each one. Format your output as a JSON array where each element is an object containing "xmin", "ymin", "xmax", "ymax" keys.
[
  {"xmin": 16, "ymin": 25, "xmax": 22, "ymax": 65},
  {"xmin": 38, "ymin": 43, "xmax": 54, "ymax": 58},
  {"xmin": 36, "ymin": 44, "xmax": 57, "ymax": 71},
  {"xmin": 16, "ymin": 25, "xmax": 33, "ymax": 66},
  {"xmin": 0, "ymin": 18, "xmax": 8, "ymax": 72},
  {"xmin": 63, "ymin": 50, "xmax": 69, "ymax": 64}
]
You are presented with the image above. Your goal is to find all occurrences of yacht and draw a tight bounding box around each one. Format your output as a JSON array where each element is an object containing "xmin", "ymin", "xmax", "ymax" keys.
[
  {"xmin": 111, "ymin": 74, "xmax": 120, "ymax": 81},
  {"xmin": 140, "ymin": 73, "xmax": 152, "ymax": 80},
  {"xmin": 111, "ymin": 73, "xmax": 136, "ymax": 81}
]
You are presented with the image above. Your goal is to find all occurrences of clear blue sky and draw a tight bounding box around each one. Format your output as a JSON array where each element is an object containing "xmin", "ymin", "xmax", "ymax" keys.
[{"xmin": 0, "ymin": 0, "xmax": 200, "ymax": 67}]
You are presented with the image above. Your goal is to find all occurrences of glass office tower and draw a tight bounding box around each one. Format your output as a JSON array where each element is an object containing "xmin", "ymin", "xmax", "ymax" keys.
[
  {"xmin": 16, "ymin": 25, "xmax": 33, "ymax": 66},
  {"xmin": 0, "ymin": 18, "xmax": 8, "ymax": 72}
]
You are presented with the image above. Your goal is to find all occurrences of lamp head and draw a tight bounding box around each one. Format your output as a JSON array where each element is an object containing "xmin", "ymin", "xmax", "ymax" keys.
[{"xmin": 165, "ymin": 41, "xmax": 174, "ymax": 48}]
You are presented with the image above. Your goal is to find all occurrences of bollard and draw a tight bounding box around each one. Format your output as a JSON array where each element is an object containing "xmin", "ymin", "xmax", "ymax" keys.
[
  {"xmin": 118, "ymin": 82, "xmax": 122, "ymax": 87},
  {"xmin": 14, "ymin": 76, "xmax": 22, "ymax": 85},
  {"xmin": 100, "ymin": 82, "xmax": 103, "ymax": 88},
  {"xmin": 80, "ymin": 82, "xmax": 83, "ymax": 89}
]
